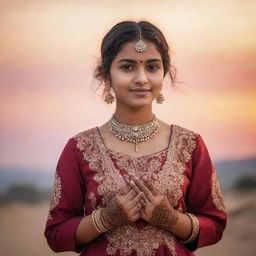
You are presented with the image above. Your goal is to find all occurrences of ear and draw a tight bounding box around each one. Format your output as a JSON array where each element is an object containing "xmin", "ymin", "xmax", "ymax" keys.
[
  {"xmin": 102, "ymin": 75, "xmax": 113, "ymax": 94},
  {"xmin": 102, "ymin": 80, "xmax": 111, "ymax": 96}
]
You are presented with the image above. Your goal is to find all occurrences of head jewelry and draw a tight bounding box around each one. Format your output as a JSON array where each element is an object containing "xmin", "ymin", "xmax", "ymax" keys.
[{"xmin": 134, "ymin": 26, "xmax": 147, "ymax": 53}]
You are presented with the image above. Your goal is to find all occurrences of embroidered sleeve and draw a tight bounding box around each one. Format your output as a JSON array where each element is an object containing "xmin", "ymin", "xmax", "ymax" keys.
[
  {"xmin": 211, "ymin": 169, "xmax": 226, "ymax": 212},
  {"xmin": 185, "ymin": 134, "xmax": 227, "ymax": 251},
  {"xmin": 47, "ymin": 172, "xmax": 62, "ymax": 221},
  {"xmin": 44, "ymin": 138, "xmax": 85, "ymax": 253}
]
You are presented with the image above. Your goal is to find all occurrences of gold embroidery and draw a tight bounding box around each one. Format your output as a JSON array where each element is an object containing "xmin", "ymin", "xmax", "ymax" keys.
[
  {"xmin": 74, "ymin": 125, "xmax": 197, "ymax": 256},
  {"xmin": 154, "ymin": 126, "xmax": 196, "ymax": 207},
  {"xmin": 47, "ymin": 172, "xmax": 62, "ymax": 221},
  {"xmin": 112, "ymin": 150, "xmax": 166, "ymax": 175},
  {"xmin": 106, "ymin": 224, "xmax": 176, "ymax": 256},
  {"xmin": 212, "ymin": 170, "xmax": 226, "ymax": 213},
  {"xmin": 88, "ymin": 191, "xmax": 97, "ymax": 210}
]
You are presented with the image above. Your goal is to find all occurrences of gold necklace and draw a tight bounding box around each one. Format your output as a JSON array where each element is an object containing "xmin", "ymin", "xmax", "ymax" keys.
[{"xmin": 108, "ymin": 115, "xmax": 159, "ymax": 152}]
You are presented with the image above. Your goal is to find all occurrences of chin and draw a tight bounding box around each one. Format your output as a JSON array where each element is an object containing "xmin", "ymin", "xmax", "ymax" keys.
[{"xmin": 127, "ymin": 99, "xmax": 153, "ymax": 108}]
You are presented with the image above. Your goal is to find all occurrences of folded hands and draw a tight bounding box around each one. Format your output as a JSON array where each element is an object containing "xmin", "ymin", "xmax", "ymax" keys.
[{"xmin": 101, "ymin": 176, "xmax": 178, "ymax": 231}]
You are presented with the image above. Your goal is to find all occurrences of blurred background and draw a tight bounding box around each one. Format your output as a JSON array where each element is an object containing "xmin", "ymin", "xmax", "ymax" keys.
[{"xmin": 0, "ymin": 0, "xmax": 255, "ymax": 255}]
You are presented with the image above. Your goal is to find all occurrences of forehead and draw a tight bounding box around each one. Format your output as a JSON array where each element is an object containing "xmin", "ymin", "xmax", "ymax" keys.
[{"xmin": 112, "ymin": 41, "xmax": 162, "ymax": 62}]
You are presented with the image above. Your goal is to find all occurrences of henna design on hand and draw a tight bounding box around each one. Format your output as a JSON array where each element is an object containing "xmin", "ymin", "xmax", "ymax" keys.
[
  {"xmin": 148, "ymin": 197, "xmax": 178, "ymax": 230},
  {"xmin": 101, "ymin": 196, "xmax": 131, "ymax": 230}
]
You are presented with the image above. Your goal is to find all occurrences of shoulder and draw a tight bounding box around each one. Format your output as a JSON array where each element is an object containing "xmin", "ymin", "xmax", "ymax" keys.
[
  {"xmin": 170, "ymin": 124, "xmax": 208, "ymax": 164},
  {"xmin": 172, "ymin": 124, "xmax": 211, "ymax": 159},
  {"xmin": 171, "ymin": 124, "xmax": 199, "ymax": 140},
  {"xmin": 171, "ymin": 124, "xmax": 203, "ymax": 154},
  {"xmin": 59, "ymin": 127, "xmax": 98, "ymax": 153},
  {"xmin": 70, "ymin": 127, "xmax": 100, "ymax": 153},
  {"xmin": 72, "ymin": 127, "xmax": 98, "ymax": 141}
]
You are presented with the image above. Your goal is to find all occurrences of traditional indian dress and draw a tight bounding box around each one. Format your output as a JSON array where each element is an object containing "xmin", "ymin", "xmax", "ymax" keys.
[{"xmin": 45, "ymin": 124, "xmax": 227, "ymax": 256}]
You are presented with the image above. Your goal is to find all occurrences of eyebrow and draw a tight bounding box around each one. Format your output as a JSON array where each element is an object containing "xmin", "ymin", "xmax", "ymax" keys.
[{"xmin": 117, "ymin": 58, "xmax": 162, "ymax": 64}]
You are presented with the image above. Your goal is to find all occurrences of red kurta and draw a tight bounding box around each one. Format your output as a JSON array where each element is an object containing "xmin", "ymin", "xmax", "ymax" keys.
[{"xmin": 45, "ymin": 124, "xmax": 227, "ymax": 256}]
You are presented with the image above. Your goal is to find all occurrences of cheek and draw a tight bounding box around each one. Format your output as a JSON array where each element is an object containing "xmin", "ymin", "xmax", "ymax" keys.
[
  {"xmin": 112, "ymin": 73, "xmax": 132, "ymax": 87},
  {"xmin": 151, "ymin": 75, "xmax": 164, "ymax": 87}
]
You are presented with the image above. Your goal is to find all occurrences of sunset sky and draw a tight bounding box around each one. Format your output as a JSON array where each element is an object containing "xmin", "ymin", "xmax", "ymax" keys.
[{"xmin": 0, "ymin": 0, "xmax": 255, "ymax": 172}]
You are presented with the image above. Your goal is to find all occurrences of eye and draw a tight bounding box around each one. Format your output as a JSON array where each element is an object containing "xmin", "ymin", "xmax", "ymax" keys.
[
  {"xmin": 147, "ymin": 65, "xmax": 160, "ymax": 71},
  {"xmin": 120, "ymin": 64, "xmax": 133, "ymax": 71}
]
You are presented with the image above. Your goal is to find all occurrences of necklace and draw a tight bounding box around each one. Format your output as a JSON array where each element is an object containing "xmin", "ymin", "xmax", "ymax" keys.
[{"xmin": 108, "ymin": 115, "xmax": 159, "ymax": 152}]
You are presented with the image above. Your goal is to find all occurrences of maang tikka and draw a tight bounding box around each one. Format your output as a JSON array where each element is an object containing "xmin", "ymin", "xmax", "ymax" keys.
[{"xmin": 134, "ymin": 26, "xmax": 147, "ymax": 53}]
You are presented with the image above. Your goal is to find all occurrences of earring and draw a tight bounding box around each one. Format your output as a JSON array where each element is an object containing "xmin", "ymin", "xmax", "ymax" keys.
[
  {"xmin": 156, "ymin": 93, "xmax": 165, "ymax": 104},
  {"xmin": 104, "ymin": 90, "xmax": 115, "ymax": 104}
]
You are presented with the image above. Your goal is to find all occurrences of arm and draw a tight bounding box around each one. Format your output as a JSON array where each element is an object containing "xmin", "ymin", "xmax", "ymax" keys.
[
  {"xmin": 45, "ymin": 138, "xmax": 96, "ymax": 253},
  {"xmin": 184, "ymin": 134, "xmax": 227, "ymax": 250},
  {"xmin": 75, "ymin": 214, "xmax": 101, "ymax": 248}
]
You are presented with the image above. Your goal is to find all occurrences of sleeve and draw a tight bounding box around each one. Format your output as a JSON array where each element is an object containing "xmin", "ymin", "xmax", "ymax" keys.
[
  {"xmin": 44, "ymin": 138, "xmax": 86, "ymax": 253},
  {"xmin": 184, "ymin": 134, "xmax": 227, "ymax": 251}
]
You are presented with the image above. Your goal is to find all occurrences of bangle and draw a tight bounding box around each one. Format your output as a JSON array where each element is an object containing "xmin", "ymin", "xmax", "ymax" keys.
[
  {"xmin": 92, "ymin": 209, "xmax": 110, "ymax": 233},
  {"xmin": 180, "ymin": 213, "xmax": 199, "ymax": 244}
]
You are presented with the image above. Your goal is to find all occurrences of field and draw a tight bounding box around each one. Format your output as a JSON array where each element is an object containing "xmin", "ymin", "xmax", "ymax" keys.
[{"xmin": 0, "ymin": 190, "xmax": 255, "ymax": 256}]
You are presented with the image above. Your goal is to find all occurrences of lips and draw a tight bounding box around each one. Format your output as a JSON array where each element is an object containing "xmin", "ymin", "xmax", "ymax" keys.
[
  {"xmin": 129, "ymin": 88, "xmax": 151, "ymax": 96},
  {"xmin": 129, "ymin": 88, "xmax": 151, "ymax": 92}
]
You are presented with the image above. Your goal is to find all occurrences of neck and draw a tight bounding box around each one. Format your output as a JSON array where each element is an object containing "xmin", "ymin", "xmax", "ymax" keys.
[{"xmin": 114, "ymin": 105, "xmax": 154, "ymax": 125}]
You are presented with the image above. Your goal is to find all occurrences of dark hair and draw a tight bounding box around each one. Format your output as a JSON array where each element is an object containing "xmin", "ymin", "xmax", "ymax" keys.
[{"xmin": 94, "ymin": 20, "xmax": 177, "ymax": 86}]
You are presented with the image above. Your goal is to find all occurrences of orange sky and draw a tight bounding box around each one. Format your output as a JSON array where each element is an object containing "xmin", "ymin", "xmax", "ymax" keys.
[{"xmin": 0, "ymin": 0, "xmax": 256, "ymax": 171}]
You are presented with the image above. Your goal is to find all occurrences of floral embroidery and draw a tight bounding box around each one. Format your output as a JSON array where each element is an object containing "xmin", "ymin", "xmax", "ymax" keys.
[
  {"xmin": 153, "ymin": 126, "xmax": 196, "ymax": 207},
  {"xmin": 74, "ymin": 125, "xmax": 197, "ymax": 256},
  {"xmin": 106, "ymin": 224, "xmax": 176, "ymax": 256},
  {"xmin": 47, "ymin": 172, "xmax": 62, "ymax": 221},
  {"xmin": 212, "ymin": 170, "xmax": 226, "ymax": 213},
  {"xmin": 112, "ymin": 150, "xmax": 166, "ymax": 175}
]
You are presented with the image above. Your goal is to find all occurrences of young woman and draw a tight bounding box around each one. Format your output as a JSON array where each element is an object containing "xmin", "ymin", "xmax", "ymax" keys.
[{"xmin": 45, "ymin": 20, "xmax": 227, "ymax": 256}]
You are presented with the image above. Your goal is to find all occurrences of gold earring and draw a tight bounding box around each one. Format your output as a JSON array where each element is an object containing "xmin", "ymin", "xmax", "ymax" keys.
[
  {"xmin": 156, "ymin": 93, "xmax": 165, "ymax": 104},
  {"xmin": 104, "ymin": 90, "xmax": 115, "ymax": 104}
]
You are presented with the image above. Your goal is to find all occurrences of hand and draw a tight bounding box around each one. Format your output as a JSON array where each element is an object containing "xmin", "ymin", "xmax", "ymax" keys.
[
  {"xmin": 131, "ymin": 176, "xmax": 178, "ymax": 231},
  {"xmin": 101, "ymin": 183, "xmax": 144, "ymax": 230}
]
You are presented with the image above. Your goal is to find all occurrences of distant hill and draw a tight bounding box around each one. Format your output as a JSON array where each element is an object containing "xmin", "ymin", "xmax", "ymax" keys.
[
  {"xmin": 0, "ymin": 169, "xmax": 54, "ymax": 193},
  {"xmin": 0, "ymin": 158, "xmax": 255, "ymax": 192},
  {"xmin": 214, "ymin": 158, "xmax": 256, "ymax": 190}
]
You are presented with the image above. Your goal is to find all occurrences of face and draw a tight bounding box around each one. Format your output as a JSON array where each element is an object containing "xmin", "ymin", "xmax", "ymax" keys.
[{"xmin": 107, "ymin": 40, "xmax": 164, "ymax": 109}]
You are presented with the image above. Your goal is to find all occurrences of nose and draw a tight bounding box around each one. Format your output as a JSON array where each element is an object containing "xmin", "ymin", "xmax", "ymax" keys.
[{"xmin": 134, "ymin": 67, "xmax": 148, "ymax": 85}]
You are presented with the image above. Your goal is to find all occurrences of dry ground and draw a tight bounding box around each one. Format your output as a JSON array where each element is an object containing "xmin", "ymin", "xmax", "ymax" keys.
[{"xmin": 0, "ymin": 190, "xmax": 255, "ymax": 256}]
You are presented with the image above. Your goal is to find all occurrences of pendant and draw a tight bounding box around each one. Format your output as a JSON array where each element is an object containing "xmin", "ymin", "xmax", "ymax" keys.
[{"xmin": 135, "ymin": 142, "xmax": 139, "ymax": 152}]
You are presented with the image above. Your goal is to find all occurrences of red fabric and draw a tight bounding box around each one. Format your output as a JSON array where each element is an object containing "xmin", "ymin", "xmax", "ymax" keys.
[
  {"xmin": 44, "ymin": 125, "xmax": 227, "ymax": 255},
  {"xmin": 184, "ymin": 135, "xmax": 227, "ymax": 251}
]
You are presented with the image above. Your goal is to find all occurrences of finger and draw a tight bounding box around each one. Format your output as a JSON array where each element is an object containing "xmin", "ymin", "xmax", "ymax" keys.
[
  {"xmin": 139, "ymin": 208, "xmax": 145, "ymax": 215},
  {"xmin": 140, "ymin": 198, "xmax": 148, "ymax": 206},
  {"xmin": 127, "ymin": 192, "xmax": 144, "ymax": 210},
  {"xmin": 129, "ymin": 202, "xmax": 143, "ymax": 216},
  {"xmin": 125, "ymin": 187, "xmax": 137, "ymax": 201},
  {"xmin": 130, "ymin": 177, "xmax": 150, "ymax": 204},
  {"xmin": 130, "ymin": 211, "xmax": 141, "ymax": 222},
  {"xmin": 130, "ymin": 180, "xmax": 141, "ymax": 194},
  {"xmin": 119, "ymin": 183, "xmax": 131, "ymax": 195},
  {"xmin": 141, "ymin": 211, "xmax": 147, "ymax": 220},
  {"xmin": 130, "ymin": 180, "xmax": 147, "ymax": 204},
  {"xmin": 133, "ymin": 178, "xmax": 154, "ymax": 202},
  {"xmin": 142, "ymin": 176, "xmax": 159, "ymax": 196}
]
